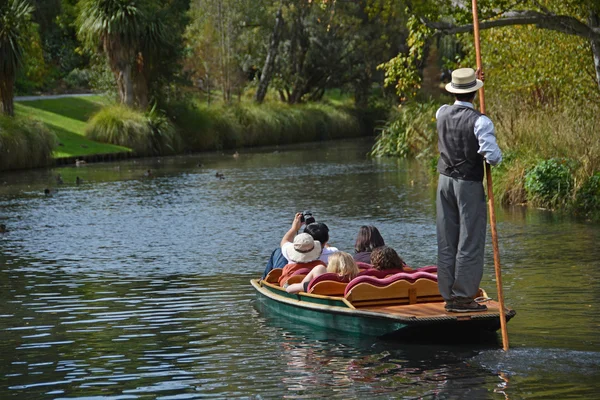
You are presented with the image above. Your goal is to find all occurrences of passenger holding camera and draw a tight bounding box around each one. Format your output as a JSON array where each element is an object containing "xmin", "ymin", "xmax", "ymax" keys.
[
  {"xmin": 262, "ymin": 211, "xmax": 339, "ymax": 279},
  {"xmin": 280, "ymin": 212, "xmax": 338, "ymax": 265}
]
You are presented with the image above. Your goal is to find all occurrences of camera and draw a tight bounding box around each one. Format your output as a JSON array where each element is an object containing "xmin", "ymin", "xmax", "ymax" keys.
[{"xmin": 300, "ymin": 210, "xmax": 315, "ymax": 225}]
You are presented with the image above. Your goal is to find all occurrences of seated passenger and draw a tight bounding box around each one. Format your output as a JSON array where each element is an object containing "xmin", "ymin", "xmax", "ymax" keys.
[
  {"xmin": 278, "ymin": 233, "xmax": 325, "ymax": 286},
  {"xmin": 370, "ymin": 246, "xmax": 405, "ymax": 271},
  {"xmin": 353, "ymin": 225, "xmax": 385, "ymax": 264},
  {"xmin": 286, "ymin": 251, "xmax": 359, "ymax": 294},
  {"xmin": 262, "ymin": 212, "xmax": 338, "ymax": 278}
]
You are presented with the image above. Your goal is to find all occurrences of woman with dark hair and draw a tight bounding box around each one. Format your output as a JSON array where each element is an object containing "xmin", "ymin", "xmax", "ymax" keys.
[{"xmin": 353, "ymin": 225, "xmax": 385, "ymax": 264}]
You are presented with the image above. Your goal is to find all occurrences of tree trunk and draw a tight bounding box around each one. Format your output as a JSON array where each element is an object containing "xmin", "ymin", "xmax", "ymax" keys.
[
  {"xmin": 590, "ymin": 10, "xmax": 600, "ymax": 93},
  {"xmin": 134, "ymin": 52, "xmax": 149, "ymax": 110},
  {"xmin": 0, "ymin": 77, "xmax": 15, "ymax": 116},
  {"xmin": 255, "ymin": 6, "xmax": 284, "ymax": 103},
  {"xmin": 122, "ymin": 64, "xmax": 135, "ymax": 107},
  {"xmin": 105, "ymin": 38, "xmax": 135, "ymax": 107}
]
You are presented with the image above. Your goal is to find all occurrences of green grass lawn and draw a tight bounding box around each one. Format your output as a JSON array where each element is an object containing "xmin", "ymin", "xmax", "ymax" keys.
[{"xmin": 15, "ymin": 96, "xmax": 131, "ymax": 158}]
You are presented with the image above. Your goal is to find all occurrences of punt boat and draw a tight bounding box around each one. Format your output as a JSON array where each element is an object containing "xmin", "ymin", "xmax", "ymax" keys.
[{"xmin": 251, "ymin": 267, "xmax": 516, "ymax": 339}]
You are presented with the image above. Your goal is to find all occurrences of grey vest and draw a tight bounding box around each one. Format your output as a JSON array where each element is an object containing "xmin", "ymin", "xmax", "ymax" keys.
[{"xmin": 437, "ymin": 105, "xmax": 484, "ymax": 182}]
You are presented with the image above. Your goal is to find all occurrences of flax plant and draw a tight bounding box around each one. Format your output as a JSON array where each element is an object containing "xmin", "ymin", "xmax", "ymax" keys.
[{"xmin": 0, "ymin": 0, "xmax": 34, "ymax": 116}]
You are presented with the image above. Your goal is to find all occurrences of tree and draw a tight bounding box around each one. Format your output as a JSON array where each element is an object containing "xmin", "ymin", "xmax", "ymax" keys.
[
  {"xmin": 0, "ymin": 0, "xmax": 34, "ymax": 116},
  {"xmin": 77, "ymin": 0, "xmax": 186, "ymax": 109},
  {"xmin": 255, "ymin": 4, "xmax": 283, "ymax": 103},
  {"xmin": 381, "ymin": 0, "xmax": 600, "ymax": 96},
  {"xmin": 185, "ymin": 0, "xmax": 252, "ymax": 103}
]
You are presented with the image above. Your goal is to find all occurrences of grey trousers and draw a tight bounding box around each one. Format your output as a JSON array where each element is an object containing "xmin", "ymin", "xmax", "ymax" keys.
[{"xmin": 436, "ymin": 174, "xmax": 487, "ymax": 301}]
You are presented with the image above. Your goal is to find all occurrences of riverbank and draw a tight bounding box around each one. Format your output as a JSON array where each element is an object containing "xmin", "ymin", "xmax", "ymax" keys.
[
  {"xmin": 3, "ymin": 95, "xmax": 380, "ymax": 171},
  {"xmin": 370, "ymin": 97, "xmax": 600, "ymax": 222}
]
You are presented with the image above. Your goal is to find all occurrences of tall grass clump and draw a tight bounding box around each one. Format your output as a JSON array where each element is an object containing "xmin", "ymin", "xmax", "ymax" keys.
[
  {"xmin": 86, "ymin": 105, "xmax": 180, "ymax": 156},
  {"xmin": 488, "ymin": 95, "xmax": 600, "ymax": 217},
  {"xmin": 163, "ymin": 99, "xmax": 363, "ymax": 152},
  {"xmin": 370, "ymin": 100, "xmax": 439, "ymax": 160},
  {"xmin": 0, "ymin": 115, "xmax": 56, "ymax": 171}
]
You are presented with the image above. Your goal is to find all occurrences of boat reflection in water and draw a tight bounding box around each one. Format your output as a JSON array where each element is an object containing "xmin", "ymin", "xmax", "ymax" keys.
[{"xmin": 251, "ymin": 295, "xmax": 502, "ymax": 399}]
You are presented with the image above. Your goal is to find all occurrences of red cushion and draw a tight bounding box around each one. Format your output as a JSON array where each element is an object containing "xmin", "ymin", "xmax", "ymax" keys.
[
  {"xmin": 357, "ymin": 268, "xmax": 405, "ymax": 278},
  {"xmin": 416, "ymin": 265, "xmax": 438, "ymax": 273},
  {"xmin": 344, "ymin": 271, "xmax": 438, "ymax": 297},
  {"xmin": 291, "ymin": 267, "xmax": 311, "ymax": 276},
  {"xmin": 356, "ymin": 262, "xmax": 373, "ymax": 270},
  {"xmin": 306, "ymin": 273, "xmax": 350, "ymax": 292}
]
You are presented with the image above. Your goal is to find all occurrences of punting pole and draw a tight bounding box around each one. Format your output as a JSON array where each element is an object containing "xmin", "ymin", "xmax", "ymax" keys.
[{"xmin": 471, "ymin": 0, "xmax": 509, "ymax": 351}]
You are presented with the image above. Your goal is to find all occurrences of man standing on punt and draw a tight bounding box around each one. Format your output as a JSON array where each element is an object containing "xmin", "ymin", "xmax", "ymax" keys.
[{"xmin": 436, "ymin": 68, "xmax": 502, "ymax": 313}]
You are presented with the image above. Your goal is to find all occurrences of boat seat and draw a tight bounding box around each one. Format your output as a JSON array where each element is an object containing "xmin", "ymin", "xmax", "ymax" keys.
[
  {"xmin": 291, "ymin": 267, "xmax": 311, "ymax": 276},
  {"xmin": 356, "ymin": 262, "xmax": 373, "ymax": 270},
  {"xmin": 357, "ymin": 266, "xmax": 438, "ymax": 279},
  {"xmin": 264, "ymin": 268, "xmax": 283, "ymax": 284},
  {"xmin": 416, "ymin": 265, "xmax": 438, "ymax": 274},
  {"xmin": 357, "ymin": 268, "xmax": 406, "ymax": 278},
  {"xmin": 344, "ymin": 271, "xmax": 443, "ymax": 307},
  {"xmin": 286, "ymin": 274, "xmax": 307, "ymax": 285},
  {"xmin": 307, "ymin": 273, "xmax": 350, "ymax": 296}
]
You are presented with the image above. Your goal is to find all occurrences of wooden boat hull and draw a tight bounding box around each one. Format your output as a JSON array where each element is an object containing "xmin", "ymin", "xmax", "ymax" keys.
[{"xmin": 251, "ymin": 279, "xmax": 516, "ymax": 338}]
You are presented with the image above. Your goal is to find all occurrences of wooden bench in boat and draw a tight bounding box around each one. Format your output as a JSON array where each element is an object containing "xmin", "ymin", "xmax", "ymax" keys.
[
  {"xmin": 286, "ymin": 274, "xmax": 307, "ymax": 285},
  {"xmin": 307, "ymin": 273, "xmax": 350, "ymax": 296},
  {"xmin": 264, "ymin": 268, "xmax": 283, "ymax": 284},
  {"xmin": 344, "ymin": 272, "xmax": 444, "ymax": 308},
  {"xmin": 266, "ymin": 268, "xmax": 312, "ymax": 286}
]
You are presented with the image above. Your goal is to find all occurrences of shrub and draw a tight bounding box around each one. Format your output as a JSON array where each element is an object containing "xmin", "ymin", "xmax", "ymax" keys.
[
  {"xmin": 163, "ymin": 99, "xmax": 363, "ymax": 152},
  {"xmin": 574, "ymin": 172, "xmax": 600, "ymax": 221},
  {"xmin": 370, "ymin": 100, "xmax": 439, "ymax": 159},
  {"xmin": 524, "ymin": 158, "xmax": 576, "ymax": 209},
  {"xmin": 64, "ymin": 68, "xmax": 91, "ymax": 90},
  {"xmin": 86, "ymin": 105, "xmax": 179, "ymax": 157},
  {"xmin": 491, "ymin": 151, "xmax": 531, "ymax": 206},
  {"xmin": 0, "ymin": 115, "xmax": 57, "ymax": 171}
]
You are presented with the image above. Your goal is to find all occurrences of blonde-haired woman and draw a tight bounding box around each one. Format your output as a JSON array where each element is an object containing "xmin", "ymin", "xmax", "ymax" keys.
[{"xmin": 286, "ymin": 251, "xmax": 359, "ymax": 294}]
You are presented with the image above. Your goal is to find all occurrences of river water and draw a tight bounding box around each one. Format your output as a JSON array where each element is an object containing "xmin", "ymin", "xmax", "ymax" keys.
[{"xmin": 0, "ymin": 138, "xmax": 598, "ymax": 399}]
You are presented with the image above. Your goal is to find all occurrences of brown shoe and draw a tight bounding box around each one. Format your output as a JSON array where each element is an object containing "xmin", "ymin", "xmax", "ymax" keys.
[{"xmin": 446, "ymin": 300, "xmax": 487, "ymax": 313}]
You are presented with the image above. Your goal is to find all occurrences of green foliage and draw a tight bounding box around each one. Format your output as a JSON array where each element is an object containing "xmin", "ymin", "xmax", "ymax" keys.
[
  {"xmin": 0, "ymin": 0, "xmax": 35, "ymax": 114},
  {"xmin": 524, "ymin": 158, "xmax": 576, "ymax": 209},
  {"xmin": 478, "ymin": 25, "xmax": 598, "ymax": 104},
  {"xmin": 64, "ymin": 68, "xmax": 91, "ymax": 90},
  {"xmin": 163, "ymin": 98, "xmax": 364, "ymax": 152},
  {"xmin": 145, "ymin": 105, "xmax": 180, "ymax": 155},
  {"xmin": 0, "ymin": 0, "xmax": 34, "ymax": 72},
  {"xmin": 77, "ymin": 0, "xmax": 189, "ymax": 107},
  {"xmin": 574, "ymin": 172, "xmax": 600, "ymax": 220},
  {"xmin": 0, "ymin": 114, "xmax": 57, "ymax": 170},
  {"xmin": 378, "ymin": 14, "xmax": 431, "ymax": 99},
  {"xmin": 86, "ymin": 104, "xmax": 179, "ymax": 156},
  {"xmin": 370, "ymin": 100, "xmax": 439, "ymax": 159},
  {"xmin": 14, "ymin": 19, "xmax": 49, "ymax": 94}
]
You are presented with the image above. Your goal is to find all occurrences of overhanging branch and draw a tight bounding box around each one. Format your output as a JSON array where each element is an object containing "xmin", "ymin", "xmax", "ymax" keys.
[{"xmin": 422, "ymin": 11, "xmax": 600, "ymax": 42}]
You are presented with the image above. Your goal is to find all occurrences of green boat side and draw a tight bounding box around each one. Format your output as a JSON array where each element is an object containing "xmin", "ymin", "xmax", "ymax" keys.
[{"xmin": 251, "ymin": 279, "xmax": 516, "ymax": 338}]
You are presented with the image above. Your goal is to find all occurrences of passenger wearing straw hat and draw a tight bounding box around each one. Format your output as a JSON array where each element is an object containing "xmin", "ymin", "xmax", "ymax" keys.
[{"xmin": 436, "ymin": 68, "xmax": 502, "ymax": 313}]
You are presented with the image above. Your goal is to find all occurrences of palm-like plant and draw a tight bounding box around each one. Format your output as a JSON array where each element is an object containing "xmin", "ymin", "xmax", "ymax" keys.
[
  {"xmin": 0, "ymin": 0, "xmax": 34, "ymax": 116},
  {"xmin": 78, "ymin": 0, "xmax": 144, "ymax": 107},
  {"xmin": 78, "ymin": 0, "xmax": 168, "ymax": 109}
]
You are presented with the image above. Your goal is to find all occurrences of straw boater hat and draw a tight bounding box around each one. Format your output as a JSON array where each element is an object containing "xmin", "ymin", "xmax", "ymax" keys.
[
  {"xmin": 288, "ymin": 233, "xmax": 322, "ymax": 263},
  {"xmin": 445, "ymin": 68, "xmax": 484, "ymax": 94}
]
